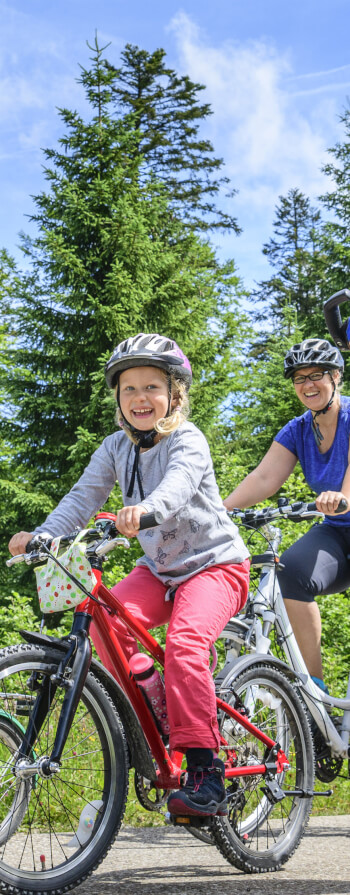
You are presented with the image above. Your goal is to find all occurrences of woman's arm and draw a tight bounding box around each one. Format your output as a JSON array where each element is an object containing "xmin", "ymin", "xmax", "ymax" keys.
[{"xmin": 223, "ymin": 441, "xmax": 298, "ymax": 510}]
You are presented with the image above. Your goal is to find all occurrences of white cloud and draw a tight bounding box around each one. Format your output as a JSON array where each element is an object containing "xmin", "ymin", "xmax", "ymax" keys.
[
  {"xmin": 169, "ymin": 12, "xmax": 342, "ymax": 200},
  {"xmin": 168, "ymin": 12, "xmax": 346, "ymax": 285}
]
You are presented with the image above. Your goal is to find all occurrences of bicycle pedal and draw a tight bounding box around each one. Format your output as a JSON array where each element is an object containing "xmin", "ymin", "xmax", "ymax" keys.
[{"xmin": 165, "ymin": 812, "xmax": 209, "ymax": 827}]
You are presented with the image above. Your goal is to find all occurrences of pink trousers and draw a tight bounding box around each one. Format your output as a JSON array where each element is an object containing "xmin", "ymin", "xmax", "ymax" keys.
[{"xmin": 90, "ymin": 559, "xmax": 250, "ymax": 752}]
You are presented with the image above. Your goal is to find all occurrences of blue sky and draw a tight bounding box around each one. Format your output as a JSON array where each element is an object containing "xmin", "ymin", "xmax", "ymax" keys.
[{"xmin": 2, "ymin": 0, "xmax": 350, "ymax": 290}]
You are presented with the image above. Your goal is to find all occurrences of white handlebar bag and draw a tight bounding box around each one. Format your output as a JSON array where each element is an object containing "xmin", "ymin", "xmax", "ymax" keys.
[{"xmin": 35, "ymin": 531, "xmax": 97, "ymax": 614}]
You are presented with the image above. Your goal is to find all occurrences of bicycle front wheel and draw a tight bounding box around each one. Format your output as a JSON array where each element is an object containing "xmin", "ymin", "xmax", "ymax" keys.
[
  {"xmin": 0, "ymin": 642, "xmax": 129, "ymax": 895},
  {"xmin": 212, "ymin": 664, "xmax": 314, "ymax": 872}
]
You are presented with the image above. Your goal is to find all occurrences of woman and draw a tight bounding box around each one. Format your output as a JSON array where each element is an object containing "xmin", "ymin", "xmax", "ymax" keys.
[{"xmin": 224, "ymin": 337, "xmax": 350, "ymax": 692}]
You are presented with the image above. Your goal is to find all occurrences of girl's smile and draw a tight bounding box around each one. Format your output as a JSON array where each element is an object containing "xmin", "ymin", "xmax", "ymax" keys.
[{"xmin": 119, "ymin": 366, "xmax": 172, "ymax": 430}]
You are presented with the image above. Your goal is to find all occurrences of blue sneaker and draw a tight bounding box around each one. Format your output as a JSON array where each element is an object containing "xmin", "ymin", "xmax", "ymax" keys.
[{"xmin": 168, "ymin": 750, "xmax": 227, "ymax": 817}]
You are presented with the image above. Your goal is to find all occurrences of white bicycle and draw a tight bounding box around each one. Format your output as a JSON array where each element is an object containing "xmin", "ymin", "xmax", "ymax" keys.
[{"xmin": 216, "ymin": 499, "xmax": 350, "ymax": 787}]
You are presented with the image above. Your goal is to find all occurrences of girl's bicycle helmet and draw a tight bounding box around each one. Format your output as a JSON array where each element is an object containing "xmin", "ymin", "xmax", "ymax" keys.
[
  {"xmin": 105, "ymin": 333, "xmax": 192, "ymax": 389},
  {"xmin": 283, "ymin": 338, "xmax": 344, "ymax": 379}
]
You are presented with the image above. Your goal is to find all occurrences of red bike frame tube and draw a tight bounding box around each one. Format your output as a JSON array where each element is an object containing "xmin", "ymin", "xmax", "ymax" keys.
[{"xmin": 74, "ymin": 579, "xmax": 288, "ymax": 788}]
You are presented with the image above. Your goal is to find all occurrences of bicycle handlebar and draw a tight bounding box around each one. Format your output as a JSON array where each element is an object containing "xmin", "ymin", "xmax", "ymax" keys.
[
  {"xmin": 323, "ymin": 289, "xmax": 350, "ymax": 350},
  {"xmin": 6, "ymin": 511, "xmax": 163, "ymax": 568},
  {"xmin": 230, "ymin": 497, "xmax": 348, "ymax": 529}
]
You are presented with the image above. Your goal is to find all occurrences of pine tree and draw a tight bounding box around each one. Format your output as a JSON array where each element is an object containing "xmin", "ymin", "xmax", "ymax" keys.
[
  {"xmin": 0, "ymin": 252, "xmax": 55, "ymax": 589},
  {"xmin": 105, "ymin": 42, "xmax": 240, "ymax": 233},
  {"xmin": 252, "ymin": 188, "xmax": 327, "ymax": 334},
  {"xmin": 1, "ymin": 38, "xmax": 249, "ymax": 524},
  {"xmin": 320, "ymin": 106, "xmax": 350, "ymax": 298}
]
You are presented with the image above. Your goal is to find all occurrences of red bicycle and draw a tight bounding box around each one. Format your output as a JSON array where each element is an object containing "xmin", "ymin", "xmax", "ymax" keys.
[{"xmin": 1, "ymin": 512, "xmax": 314, "ymax": 894}]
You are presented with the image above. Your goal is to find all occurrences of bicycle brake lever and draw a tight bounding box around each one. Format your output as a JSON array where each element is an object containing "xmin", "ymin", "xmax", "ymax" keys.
[
  {"xmin": 94, "ymin": 537, "xmax": 130, "ymax": 556},
  {"xmin": 6, "ymin": 553, "xmax": 28, "ymax": 567}
]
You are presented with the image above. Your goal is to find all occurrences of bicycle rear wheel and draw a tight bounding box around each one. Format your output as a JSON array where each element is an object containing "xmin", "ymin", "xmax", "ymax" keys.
[
  {"xmin": 212, "ymin": 664, "xmax": 314, "ymax": 872},
  {"xmin": 0, "ymin": 642, "xmax": 129, "ymax": 895}
]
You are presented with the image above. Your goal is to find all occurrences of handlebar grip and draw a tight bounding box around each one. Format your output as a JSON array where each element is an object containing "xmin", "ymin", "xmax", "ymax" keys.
[
  {"xmin": 305, "ymin": 501, "xmax": 317, "ymax": 512},
  {"xmin": 323, "ymin": 289, "xmax": 350, "ymax": 350},
  {"xmin": 335, "ymin": 497, "xmax": 348, "ymax": 513},
  {"xmin": 306, "ymin": 498, "xmax": 348, "ymax": 514},
  {"xmin": 6, "ymin": 554, "xmax": 26, "ymax": 567},
  {"xmin": 139, "ymin": 511, "xmax": 163, "ymax": 530}
]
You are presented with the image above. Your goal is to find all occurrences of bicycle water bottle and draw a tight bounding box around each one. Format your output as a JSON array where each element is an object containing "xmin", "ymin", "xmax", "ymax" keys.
[{"xmin": 129, "ymin": 653, "xmax": 170, "ymax": 736}]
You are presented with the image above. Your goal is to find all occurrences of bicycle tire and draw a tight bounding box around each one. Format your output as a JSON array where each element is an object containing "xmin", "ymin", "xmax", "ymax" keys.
[
  {"xmin": 0, "ymin": 642, "xmax": 129, "ymax": 895},
  {"xmin": 0, "ymin": 716, "xmax": 33, "ymax": 842},
  {"xmin": 186, "ymin": 825, "xmax": 214, "ymax": 845},
  {"xmin": 212, "ymin": 663, "xmax": 314, "ymax": 872}
]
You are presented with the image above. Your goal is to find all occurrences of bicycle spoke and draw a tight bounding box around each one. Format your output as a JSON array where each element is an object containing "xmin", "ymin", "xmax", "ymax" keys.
[
  {"xmin": 0, "ymin": 644, "xmax": 128, "ymax": 892},
  {"xmin": 212, "ymin": 664, "xmax": 314, "ymax": 871}
]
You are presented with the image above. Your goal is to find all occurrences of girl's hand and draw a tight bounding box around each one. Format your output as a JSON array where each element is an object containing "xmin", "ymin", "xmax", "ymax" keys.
[
  {"xmin": 115, "ymin": 505, "xmax": 148, "ymax": 537},
  {"xmin": 8, "ymin": 531, "xmax": 34, "ymax": 556},
  {"xmin": 315, "ymin": 491, "xmax": 348, "ymax": 515}
]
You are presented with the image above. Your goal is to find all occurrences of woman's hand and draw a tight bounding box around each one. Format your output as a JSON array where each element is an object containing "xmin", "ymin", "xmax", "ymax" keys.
[
  {"xmin": 115, "ymin": 505, "xmax": 148, "ymax": 537},
  {"xmin": 315, "ymin": 491, "xmax": 348, "ymax": 515},
  {"xmin": 8, "ymin": 531, "xmax": 34, "ymax": 556}
]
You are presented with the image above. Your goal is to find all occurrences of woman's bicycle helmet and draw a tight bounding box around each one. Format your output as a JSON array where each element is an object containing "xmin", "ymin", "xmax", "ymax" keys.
[
  {"xmin": 105, "ymin": 333, "xmax": 192, "ymax": 389},
  {"xmin": 283, "ymin": 338, "xmax": 344, "ymax": 379}
]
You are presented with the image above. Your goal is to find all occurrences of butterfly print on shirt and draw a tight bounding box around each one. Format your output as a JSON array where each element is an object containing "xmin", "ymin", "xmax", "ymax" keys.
[
  {"xmin": 161, "ymin": 529, "xmax": 177, "ymax": 541},
  {"xmin": 184, "ymin": 560, "xmax": 198, "ymax": 572},
  {"xmin": 156, "ymin": 547, "xmax": 167, "ymax": 565}
]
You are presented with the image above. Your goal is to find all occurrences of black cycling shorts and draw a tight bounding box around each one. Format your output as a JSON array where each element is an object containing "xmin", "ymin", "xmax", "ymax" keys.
[{"xmin": 277, "ymin": 522, "xmax": 350, "ymax": 603}]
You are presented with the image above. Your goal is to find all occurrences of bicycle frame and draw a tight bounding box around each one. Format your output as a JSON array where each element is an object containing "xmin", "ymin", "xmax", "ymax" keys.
[
  {"xmin": 30, "ymin": 563, "xmax": 288, "ymax": 791},
  {"xmin": 223, "ymin": 520, "xmax": 350, "ymax": 760}
]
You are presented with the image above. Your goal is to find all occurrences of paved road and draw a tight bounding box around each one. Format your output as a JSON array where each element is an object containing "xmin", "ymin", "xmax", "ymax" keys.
[{"xmin": 76, "ymin": 815, "xmax": 350, "ymax": 895}]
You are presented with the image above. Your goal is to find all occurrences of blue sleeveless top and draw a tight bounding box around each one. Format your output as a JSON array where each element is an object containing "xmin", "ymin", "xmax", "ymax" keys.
[{"xmin": 275, "ymin": 396, "xmax": 350, "ymax": 527}]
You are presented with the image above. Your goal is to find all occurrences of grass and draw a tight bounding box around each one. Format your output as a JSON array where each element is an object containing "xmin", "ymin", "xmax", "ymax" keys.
[{"xmin": 311, "ymin": 776, "xmax": 350, "ymax": 816}]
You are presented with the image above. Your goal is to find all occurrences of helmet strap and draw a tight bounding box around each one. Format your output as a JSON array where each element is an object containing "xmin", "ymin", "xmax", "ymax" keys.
[{"xmin": 311, "ymin": 375, "xmax": 336, "ymax": 448}]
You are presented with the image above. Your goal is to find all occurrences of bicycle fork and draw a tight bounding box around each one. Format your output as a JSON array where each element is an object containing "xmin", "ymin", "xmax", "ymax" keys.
[{"xmin": 14, "ymin": 614, "xmax": 92, "ymax": 781}]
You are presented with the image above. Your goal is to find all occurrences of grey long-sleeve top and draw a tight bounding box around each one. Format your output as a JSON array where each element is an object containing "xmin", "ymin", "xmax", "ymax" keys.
[{"xmin": 34, "ymin": 422, "xmax": 249, "ymax": 587}]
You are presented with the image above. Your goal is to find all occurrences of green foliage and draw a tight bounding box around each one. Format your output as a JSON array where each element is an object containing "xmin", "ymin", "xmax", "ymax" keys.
[
  {"xmin": 318, "ymin": 592, "xmax": 350, "ymax": 695},
  {"xmin": 221, "ymin": 316, "xmax": 304, "ymax": 475},
  {"xmin": 0, "ymin": 592, "xmax": 37, "ymax": 644}
]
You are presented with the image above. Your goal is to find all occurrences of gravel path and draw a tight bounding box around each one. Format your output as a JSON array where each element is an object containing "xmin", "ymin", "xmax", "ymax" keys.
[{"xmin": 75, "ymin": 815, "xmax": 350, "ymax": 895}]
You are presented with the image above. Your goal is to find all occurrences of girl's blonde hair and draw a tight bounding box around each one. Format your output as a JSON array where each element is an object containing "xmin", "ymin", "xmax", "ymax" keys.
[{"xmin": 116, "ymin": 372, "xmax": 190, "ymax": 444}]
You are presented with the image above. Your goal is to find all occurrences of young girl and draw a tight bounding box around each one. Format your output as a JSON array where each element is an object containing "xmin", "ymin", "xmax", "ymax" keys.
[{"xmin": 9, "ymin": 333, "xmax": 250, "ymax": 817}]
